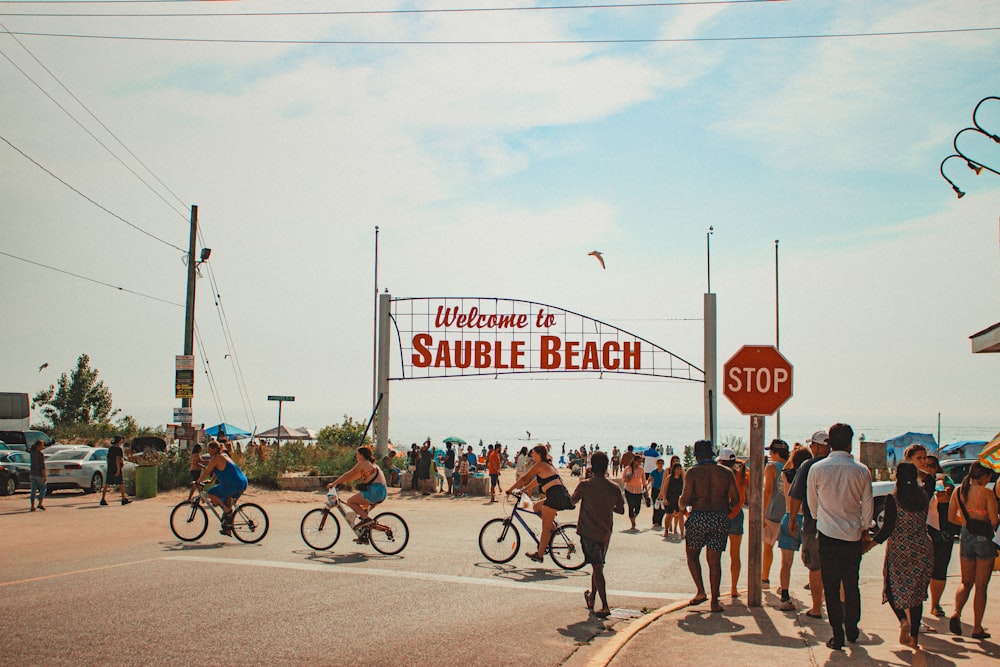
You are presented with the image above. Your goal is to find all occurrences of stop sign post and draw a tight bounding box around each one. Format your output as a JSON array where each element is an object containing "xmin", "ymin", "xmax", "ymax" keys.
[{"xmin": 723, "ymin": 345, "xmax": 793, "ymax": 608}]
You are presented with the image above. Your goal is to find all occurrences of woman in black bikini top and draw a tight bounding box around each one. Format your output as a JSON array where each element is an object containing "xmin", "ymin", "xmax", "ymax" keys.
[{"xmin": 506, "ymin": 445, "xmax": 575, "ymax": 563}]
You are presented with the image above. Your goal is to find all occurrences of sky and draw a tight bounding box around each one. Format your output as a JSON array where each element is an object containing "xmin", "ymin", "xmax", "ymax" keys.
[{"xmin": 2, "ymin": 0, "xmax": 999, "ymax": 450}]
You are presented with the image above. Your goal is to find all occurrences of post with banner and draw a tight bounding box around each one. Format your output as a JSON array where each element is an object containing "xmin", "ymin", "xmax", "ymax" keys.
[{"xmin": 723, "ymin": 345, "xmax": 793, "ymax": 608}]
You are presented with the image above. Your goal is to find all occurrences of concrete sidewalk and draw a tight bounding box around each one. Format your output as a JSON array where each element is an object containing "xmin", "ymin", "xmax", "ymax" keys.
[{"xmin": 569, "ymin": 579, "xmax": 1000, "ymax": 666}]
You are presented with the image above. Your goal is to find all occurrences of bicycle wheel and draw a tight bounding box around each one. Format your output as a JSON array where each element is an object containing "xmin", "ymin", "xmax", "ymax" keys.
[
  {"xmin": 300, "ymin": 508, "xmax": 341, "ymax": 550},
  {"xmin": 170, "ymin": 501, "xmax": 208, "ymax": 542},
  {"xmin": 369, "ymin": 512, "xmax": 409, "ymax": 555},
  {"xmin": 549, "ymin": 523, "xmax": 586, "ymax": 570},
  {"xmin": 232, "ymin": 503, "xmax": 269, "ymax": 544},
  {"xmin": 478, "ymin": 517, "xmax": 520, "ymax": 564}
]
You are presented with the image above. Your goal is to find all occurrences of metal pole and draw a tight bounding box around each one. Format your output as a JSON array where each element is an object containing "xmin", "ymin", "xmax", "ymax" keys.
[
  {"xmin": 707, "ymin": 226, "xmax": 714, "ymax": 293},
  {"xmin": 375, "ymin": 293, "xmax": 391, "ymax": 459},
  {"xmin": 372, "ymin": 226, "xmax": 380, "ymax": 414},
  {"xmin": 276, "ymin": 400, "xmax": 283, "ymax": 470},
  {"xmin": 774, "ymin": 239, "xmax": 781, "ymax": 439},
  {"xmin": 182, "ymin": 205, "xmax": 198, "ymax": 448},
  {"xmin": 747, "ymin": 414, "xmax": 765, "ymax": 607},
  {"xmin": 704, "ymin": 293, "xmax": 717, "ymax": 444}
]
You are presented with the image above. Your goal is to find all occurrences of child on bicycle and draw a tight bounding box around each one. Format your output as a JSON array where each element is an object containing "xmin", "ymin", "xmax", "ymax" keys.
[{"xmin": 327, "ymin": 446, "xmax": 387, "ymax": 540}]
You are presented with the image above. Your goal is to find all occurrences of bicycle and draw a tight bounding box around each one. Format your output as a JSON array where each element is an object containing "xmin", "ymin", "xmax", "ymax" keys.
[
  {"xmin": 300, "ymin": 487, "xmax": 409, "ymax": 555},
  {"xmin": 478, "ymin": 489, "xmax": 585, "ymax": 570},
  {"xmin": 169, "ymin": 482, "xmax": 270, "ymax": 544}
]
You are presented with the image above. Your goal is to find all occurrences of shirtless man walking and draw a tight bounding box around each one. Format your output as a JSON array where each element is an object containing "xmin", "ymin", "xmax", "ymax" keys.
[{"xmin": 679, "ymin": 439, "xmax": 740, "ymax": 612}]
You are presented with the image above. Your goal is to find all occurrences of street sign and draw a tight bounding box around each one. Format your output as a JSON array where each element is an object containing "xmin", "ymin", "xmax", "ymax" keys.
[
  {"xmin": 175, "ymin": 355, "xmax": 194, "ymax": 370},
  {"xmin": 173, "ymin": 407, "xmax": 192, "ymax": 423},
  {"xmin": 175, "ymin": 369, "xmax": 194, "ymax": 399},
  {"xmin": 173, "ymin": 424, "xmax": 203, "ymax": 440},
  {"xmin": 268, "ymin": 395, "xmax": 295, "ymax": 402},
  {"xmin": 723, "ymin": 345, "xmax": 793, "ymax": 416}
]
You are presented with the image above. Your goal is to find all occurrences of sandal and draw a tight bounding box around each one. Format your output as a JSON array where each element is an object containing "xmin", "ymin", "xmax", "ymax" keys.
[
  {"xmin": 689, "ymin": 595, "xmax": 708, "ymax": 606},
  {"xmin": 949, "ymin": 616, "xmax": 962, "ymax": 636},
  {"xmin": 594, "ymin": 609, "xmax": 611, "ymax": 618},
  {"xmin": 971, "ymin": 630, "xmax": 991, "ymax": 640},
  {"xmin": 525, "ymin": 551, "xmax": 544, "ymax": 563},
  {"xmin": 584, "ymin": 590, "xmax": 595, "ymax": 610}
]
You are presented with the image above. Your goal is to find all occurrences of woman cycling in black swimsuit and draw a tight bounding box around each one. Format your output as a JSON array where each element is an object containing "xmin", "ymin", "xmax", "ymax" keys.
[{"xmin": 506, "ymin": 444, "xmax": 575, "ymax": 562}]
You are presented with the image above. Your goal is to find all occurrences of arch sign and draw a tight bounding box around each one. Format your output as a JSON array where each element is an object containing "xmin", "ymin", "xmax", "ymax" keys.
[{"xmin": 387, "ymin": 296, "xmax": 703, "ymax": 382}]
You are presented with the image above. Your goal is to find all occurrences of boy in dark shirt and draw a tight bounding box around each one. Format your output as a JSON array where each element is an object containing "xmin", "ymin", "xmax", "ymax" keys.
[{"xmin": 571, "ymin": 451, "xmax": 625, "ymax": 617}]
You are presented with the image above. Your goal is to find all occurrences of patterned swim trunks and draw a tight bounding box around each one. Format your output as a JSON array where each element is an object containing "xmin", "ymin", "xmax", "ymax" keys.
[{"xmin": 685, "ymin": 510, "xmax": 729, "ymax": 552}]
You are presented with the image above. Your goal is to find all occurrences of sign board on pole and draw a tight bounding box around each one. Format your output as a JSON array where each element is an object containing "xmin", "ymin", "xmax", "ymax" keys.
[
  {"xmin": 722, "ymin": 345, "xmax": 793, "ymax": 416},
  {"xmin": 175, "ymin": 355, "xmax": 195, "ymax": 370},
  {"xmin": 268, "ymin": 395, "xmax": 295, "ymax": 402},
  {"xmin": 173, "ymin": 424, "xmax": 204, "ymax": 440},
  {"xmin": 173, "ymin": 407, "xmax": 193, "ymax": 423}
]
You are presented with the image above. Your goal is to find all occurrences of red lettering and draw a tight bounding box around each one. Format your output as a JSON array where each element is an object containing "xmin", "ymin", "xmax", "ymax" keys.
[
  {"xmin": 622, "ymin": 341, "xmax": 640, "ymax": 370},
  {"xmin": 564, "ymin": 340, "xmax": 580, "ymax": 370},
  {"xmin": 493, "ymin": 341, "xmax": 510, "ymax": 370},
  {"xmin": 454, "ymin": 341, "xmax": 472, "ymax": 368},
  {"xmin": 412, "ymin": 333, "xmax": 432, "ymax": 367},
  {"xmin": 540, "ymin": 335, "xmax": 561, "ymax": 369},
  {"xmin": 581, "ymin": 341, "xmax": 600, "ymax": 370},
  {"xmin": 475, "ymin": 341, "xmax": 491, "ymax": 368},
  {"xmin": 435, "ymin": 306, "xmax": 457, "ymax": 328},
  {"xmin": 433, "ymin": 339, "xmax": 452, "ymax": 367},
  {"xmin": 510, "ymin": 340, "xmax": 525, "ymax": 369},
  {"xmin": 602, "ymin": 341, "xmax": 620, "ymax": 370}
]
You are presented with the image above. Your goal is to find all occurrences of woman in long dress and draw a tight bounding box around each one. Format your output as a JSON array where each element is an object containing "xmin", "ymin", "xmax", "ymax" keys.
[{"xmin": 866, "ymin": 462, "xmax": 933, "ymax": 648}]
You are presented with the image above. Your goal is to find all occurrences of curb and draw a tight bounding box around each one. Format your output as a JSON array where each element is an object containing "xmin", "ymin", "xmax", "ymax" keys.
[{"xmin": 579, "ymin": 597, "xmax": 695, "ymax": 667}]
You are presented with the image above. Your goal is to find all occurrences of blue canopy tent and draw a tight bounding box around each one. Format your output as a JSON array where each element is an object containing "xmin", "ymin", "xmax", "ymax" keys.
[
  {"xmin": 885, "ymin": 432, "xmax": 938, "ymax": 468},
  {"xmin": 205, "ymin": 423, "xmax": 252, "ymax": 440},
  {"xmin": 939, "ymin": 440, "xmax": 988, "ymax": 459}
]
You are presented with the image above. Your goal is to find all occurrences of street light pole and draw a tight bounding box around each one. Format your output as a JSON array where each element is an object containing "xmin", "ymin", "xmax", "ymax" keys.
[
  {"xmin": 704, "ymin": 226, "xmax": 717, "ymax": 445},
  {"xmin": 774, "ymin": 239, "xmax": 781, "ymax": 439}
]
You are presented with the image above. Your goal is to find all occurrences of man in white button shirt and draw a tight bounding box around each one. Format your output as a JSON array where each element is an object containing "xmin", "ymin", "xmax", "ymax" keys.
[{"xmin": 806, "ymin": 423, "xmax": 873, "ymax": 651}]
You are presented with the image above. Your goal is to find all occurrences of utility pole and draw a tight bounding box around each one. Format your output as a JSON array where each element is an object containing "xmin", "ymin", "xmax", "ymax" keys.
[{"xmin": 181, "ymin": 204, "xmax": 198, "ymax": 448}]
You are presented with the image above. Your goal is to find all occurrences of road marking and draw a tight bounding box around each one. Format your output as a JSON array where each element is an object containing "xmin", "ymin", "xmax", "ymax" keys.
[
  {"xmin": 0, "ymin": 558, "xmax": 161, "ymax": 588},
  {"xmin": 165, "ymin": 555, "xmax": 689, "ymax": 601}
]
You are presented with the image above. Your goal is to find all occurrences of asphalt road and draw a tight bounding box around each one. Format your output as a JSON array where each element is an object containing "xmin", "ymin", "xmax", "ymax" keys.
[{"xmin": 2, "ymin": 473, "xmax": 888, "ymax": 667}]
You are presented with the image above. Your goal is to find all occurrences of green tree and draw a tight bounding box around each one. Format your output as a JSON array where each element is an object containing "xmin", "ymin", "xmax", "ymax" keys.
[
  {"xmin": 32, "ymin": 354, "xmax": 119, "ymax": 428},
  {"xmin": 317, "ymin": 415, "xmax": 370, "ymax": 449}
]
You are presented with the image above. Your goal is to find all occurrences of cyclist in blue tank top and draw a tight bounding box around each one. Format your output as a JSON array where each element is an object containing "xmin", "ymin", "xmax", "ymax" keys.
[{"xmin": 195, "ymin": 439, "xmax": 248, "ymax": 535}]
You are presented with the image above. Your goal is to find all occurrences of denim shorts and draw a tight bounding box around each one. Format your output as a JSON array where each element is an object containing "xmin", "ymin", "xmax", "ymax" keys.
[
  {"xmin": 778, "ymin": 513, "xmax": 803, "ymax": 551},
  {"xmin": 959, "ymin": 526, "xmax": 998, "ymax": 561},
  {"xmin": 728, "ymin": 508, "xmax": 744, "ymax": 536}
]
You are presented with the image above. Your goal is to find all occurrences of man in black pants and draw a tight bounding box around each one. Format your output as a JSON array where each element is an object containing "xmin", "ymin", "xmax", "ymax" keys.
[{"xmin": 806, "ymin": 423, "xmax": 873, "ymax": 650}]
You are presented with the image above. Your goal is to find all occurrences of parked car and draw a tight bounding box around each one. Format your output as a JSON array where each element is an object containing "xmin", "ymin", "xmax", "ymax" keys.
[
  {"xmin": 0, "ymin": 451, "xmax": 31, "ymax": 490},
  {"xmin": 42, "ymin": 444, "xmax": 87, "ymax": 459},
  {"xmin": 46, "ymin": 447, "xmax": 108, "ymax": 493},
  {"xmin": 0, "ymin": 466, "xmax": 16, "ymax": 495},
  {"xmin": 0, "ymin": 430, "xmax": 54, "ymax": 452},
  {"xmin": 941, "ymin": 458, "xmax": 998, "ymax": 487},
  {"xmin": 0, "ymin": 440, "xmax": 9, "ymax": 450}
]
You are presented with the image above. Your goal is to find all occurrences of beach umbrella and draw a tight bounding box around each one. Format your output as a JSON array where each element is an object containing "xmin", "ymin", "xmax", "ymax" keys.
[
  {"xmin": 295, "ymin": 427, "xmax": 319, "ymax": 440},
  {"xmin": 939, "ymin": 440, "xmax": 988, "ymax": 457},
  {"xmin": 205, "ymin": 423, "xmax": 252, "ymax": 439},
  {"xmin": 977, "ymin": 432, "xmax": 1000, "ymax": 471},
  {"xmin": 443, "ymin": 436, "xmax": 466, "ymax": 445},
  {"xmin": 257, "ymin": 425, "xmax": 311, "ymax": 439}
]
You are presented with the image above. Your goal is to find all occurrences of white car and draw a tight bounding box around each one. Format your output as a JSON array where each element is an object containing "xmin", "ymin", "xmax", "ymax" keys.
[{"xmin": 46, "ymin": 447, "xmax": 109, "ymax": 494}]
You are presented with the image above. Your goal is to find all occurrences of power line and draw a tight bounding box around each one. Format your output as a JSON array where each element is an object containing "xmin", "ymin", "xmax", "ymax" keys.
[
  {"xmin": 0, "ymin": 133, "xmax": 187, "ymax": 253},
  {"xmin": 4, "ymin": 25, "xmax": 997, "ymax": 44},
  {"xmin": 0, "ymin": 24, "xmax": 190, "ymax": 222},
  {"xmin": 0, "ymin": 1, "xmax": 785, "ymax": 18},
  {"xmin": 0, "ymin": 249, "xmax": 184, "ymax": 306}
]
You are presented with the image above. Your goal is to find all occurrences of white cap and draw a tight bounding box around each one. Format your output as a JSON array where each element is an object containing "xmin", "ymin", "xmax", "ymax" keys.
[{"xmin": 717, "ymin": 447, "xmax": 736, "ymax": 462}]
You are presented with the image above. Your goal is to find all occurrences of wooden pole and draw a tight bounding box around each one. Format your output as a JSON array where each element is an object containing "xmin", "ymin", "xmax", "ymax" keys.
[{"xmin": 747, "ymin": 414, "xmax": 765, "ymax": 607}]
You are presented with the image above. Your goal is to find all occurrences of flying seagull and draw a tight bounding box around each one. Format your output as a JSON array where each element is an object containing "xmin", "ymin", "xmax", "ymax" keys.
[
  {"xmin": 38, "ymin": 362, "xmax": 48, "ymax": 372},
  {"xmin": 588, "ymin": 250, "xmax": 606, "ymax": 269}
]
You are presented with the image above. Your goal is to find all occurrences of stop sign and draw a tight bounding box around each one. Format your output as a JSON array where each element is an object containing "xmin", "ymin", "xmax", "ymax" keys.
[{"xmin": 723, "ymin": 345, "xmax": 793, "ymax": 415}]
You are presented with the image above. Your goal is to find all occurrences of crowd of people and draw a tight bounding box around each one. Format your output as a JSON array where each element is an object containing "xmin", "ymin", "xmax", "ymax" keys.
[{"xmin": 488, "ymin": 428, "xmax": 999, "ymax": 649}]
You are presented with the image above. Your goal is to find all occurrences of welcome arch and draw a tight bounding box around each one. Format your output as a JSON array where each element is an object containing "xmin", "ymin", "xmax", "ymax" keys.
[{"xmin": 375, "ymin": 295, "xmax": 705, "ymax": 455}]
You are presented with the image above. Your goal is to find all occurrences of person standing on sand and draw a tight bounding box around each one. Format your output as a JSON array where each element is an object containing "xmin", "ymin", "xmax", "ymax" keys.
[
  {"xmin": 101, "ymin": 436, "xmax": 131, "ymax": 506},
  {"xmin": 679, "ymin": 440, "xmax": 739, "ymax": 613},
  {"xmin": 571, "ymin": 451, "xmax": 625, "ymax": 618}
]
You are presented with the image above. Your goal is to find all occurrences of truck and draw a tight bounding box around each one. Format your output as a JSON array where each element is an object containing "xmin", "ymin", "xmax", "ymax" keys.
[{"xmin": 0, "ymin": 393, "xmax": 30, "ymax": 431}]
